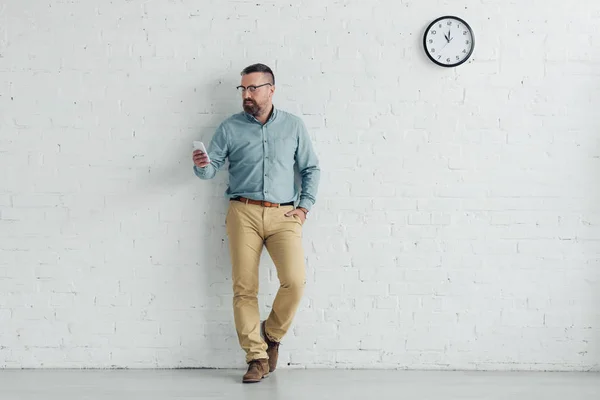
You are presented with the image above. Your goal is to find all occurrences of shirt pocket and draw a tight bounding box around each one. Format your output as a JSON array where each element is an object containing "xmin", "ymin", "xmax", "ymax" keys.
[
  {"xmin": 272, "ymin": 136, "xmax": 297, "ymax": 165},
  {"xmin": 231, "ymin": 139, "xmax": 263, "ymax": 165}
]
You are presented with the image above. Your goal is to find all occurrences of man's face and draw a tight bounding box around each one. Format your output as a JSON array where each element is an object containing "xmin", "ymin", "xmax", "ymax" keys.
[{"xmin": 239, "ymin": 72, "xmax": 274, "ymax": 116}]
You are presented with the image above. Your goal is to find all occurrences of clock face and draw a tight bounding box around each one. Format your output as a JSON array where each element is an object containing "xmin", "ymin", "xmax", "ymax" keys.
[{"xmin": 423, "ymin": 16, "xmax": 474, "ymax": 67}]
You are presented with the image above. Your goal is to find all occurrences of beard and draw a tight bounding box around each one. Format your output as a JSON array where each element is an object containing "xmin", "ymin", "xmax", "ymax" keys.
[{"xmin": 243, "ymin": 99, "xmax": 260, "ymax": 116}]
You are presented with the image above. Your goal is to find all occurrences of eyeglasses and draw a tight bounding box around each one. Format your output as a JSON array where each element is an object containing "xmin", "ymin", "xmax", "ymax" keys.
[{"xmin": 236, "ymin": 83, "xmax": 272, "ymax": 94}]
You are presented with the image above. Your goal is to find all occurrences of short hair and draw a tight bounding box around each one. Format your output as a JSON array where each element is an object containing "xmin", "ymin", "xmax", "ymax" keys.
[{"xmin": 240, "ymin": 63, "xmax": 275, "ymax": 85}]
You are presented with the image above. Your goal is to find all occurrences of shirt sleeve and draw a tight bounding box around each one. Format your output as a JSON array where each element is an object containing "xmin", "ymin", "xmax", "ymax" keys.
[
  {"xmin": 295, "ymin": 119, "xmax": 320, "ymax": 211},
  {"xmin": 193, "ymin": 122, "xmax": 229, "ymax": 180}
]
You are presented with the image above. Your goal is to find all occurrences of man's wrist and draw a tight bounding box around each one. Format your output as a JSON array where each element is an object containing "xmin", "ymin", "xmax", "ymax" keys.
[{"xmin": 298, "ymin": 207, "xmax": 308, "ymax": 216}]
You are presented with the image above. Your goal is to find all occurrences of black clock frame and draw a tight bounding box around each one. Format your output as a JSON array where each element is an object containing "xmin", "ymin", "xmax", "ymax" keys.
[{"xmin": 423, "ymin": 15, "xmax": 475, "ymax": 68}]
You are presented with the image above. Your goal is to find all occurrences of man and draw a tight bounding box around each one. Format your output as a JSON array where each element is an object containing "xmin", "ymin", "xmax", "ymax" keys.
[{"xmin": 192, "ymin": 63, "xmax": 320, "ymax": 383}]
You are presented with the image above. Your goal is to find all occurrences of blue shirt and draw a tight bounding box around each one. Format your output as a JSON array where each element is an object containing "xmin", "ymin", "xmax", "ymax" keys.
[{"xmin": 193, "ymin": 107, "xmax": 320, "ymax": 211}]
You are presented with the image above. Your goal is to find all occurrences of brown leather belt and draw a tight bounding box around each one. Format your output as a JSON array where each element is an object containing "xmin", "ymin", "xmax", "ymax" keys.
[{"xmin": 232, "ymin": 196, "xmax": 294, "ymax": 207}]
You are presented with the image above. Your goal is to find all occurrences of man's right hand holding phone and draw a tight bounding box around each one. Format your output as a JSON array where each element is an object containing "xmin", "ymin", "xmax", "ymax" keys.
[{"xmin": 193, "ymin": 149, "xmax": 210, "ymax": 168}]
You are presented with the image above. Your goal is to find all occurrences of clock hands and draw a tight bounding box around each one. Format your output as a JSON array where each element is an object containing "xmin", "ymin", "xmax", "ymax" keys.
[{"xmin": 444, "ymin": 29, "xmax": 454, "ymax": 43}]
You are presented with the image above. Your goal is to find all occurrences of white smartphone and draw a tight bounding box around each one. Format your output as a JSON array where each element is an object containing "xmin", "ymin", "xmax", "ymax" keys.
[{"xmin": 193, "ymin": 141, "xmax": 210, "ymax": 162}]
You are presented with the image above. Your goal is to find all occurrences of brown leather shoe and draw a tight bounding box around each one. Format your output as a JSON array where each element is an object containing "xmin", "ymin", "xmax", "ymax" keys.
[
  {"xmin": 261, "ymin": 321, "xmax": 280, "ymax": 372},
  {"xmin": 242, "ymin": 358, "xmax": 269, "ymax": 383}
]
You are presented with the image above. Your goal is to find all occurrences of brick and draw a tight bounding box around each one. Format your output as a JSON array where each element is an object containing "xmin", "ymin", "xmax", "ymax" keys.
[
  {"xmin": 12, "ymin": 194, "xmax": 62, "ymax": 208},
  {"xmin": 335, "ymin": 350, "xmax": 381, "ymax": 365},
  {"xmin": 0, "ymin": 195, "xmax": 12, "ymax": 207}
]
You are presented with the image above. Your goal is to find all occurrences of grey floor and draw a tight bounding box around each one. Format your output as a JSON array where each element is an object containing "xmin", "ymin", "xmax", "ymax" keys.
[{"xmin": 0, "ymin": 369, "xmax": 599, "ymax": 400}]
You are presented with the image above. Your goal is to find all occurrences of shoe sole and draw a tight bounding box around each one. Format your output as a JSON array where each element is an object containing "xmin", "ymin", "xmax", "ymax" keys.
[{"xmin": 243, "ymin": 372, "xmax": 269, "ymax": 383}]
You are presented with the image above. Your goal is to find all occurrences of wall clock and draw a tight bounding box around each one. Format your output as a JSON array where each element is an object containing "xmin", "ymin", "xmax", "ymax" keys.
[{"xmin": 423, "ymin": 16, "xmax": 474, "ymax": 67}]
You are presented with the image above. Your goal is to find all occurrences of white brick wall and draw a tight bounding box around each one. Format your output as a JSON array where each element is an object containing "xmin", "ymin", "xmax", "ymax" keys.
[{"xmin": 1, "ymin": 0, "xmax": 599, "ymax": 371}]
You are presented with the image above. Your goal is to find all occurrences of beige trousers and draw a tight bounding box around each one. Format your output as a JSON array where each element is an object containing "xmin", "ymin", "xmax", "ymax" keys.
[{"xmin": 225, "ymin": 200, "xmax": 306, "ymax": 363}]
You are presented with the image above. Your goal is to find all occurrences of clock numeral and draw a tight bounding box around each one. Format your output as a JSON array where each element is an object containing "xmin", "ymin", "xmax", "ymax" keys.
[
  {"xmin": 438, "ymin": 23, "xmax": 442, "ymax": 28},
  {"xmin": 457, "ymin": 25, "xmax": 460, "ymax": 28},
  {"xmin": 446, "ymin": 58, "xmax": 451, "ymax": 63},
  {"xmin": 428, "ymin": 39, "xmax": 433, "ymax": 44},
  {"xmin": 456, "ymin": 56, "xmax": 460, "ymax": 60},
  {"xmin": 431, "ymin": 48, "xmax": 435, "ymax": 53},
  {"xmin": 447, "ymin": 21, "xmax": 452, "ymax": 25},
  {"xmin": 463, "ymin": 31, "xmax": 468, "ymax": 35},
  {"xmin": 438, "ymin": 55, "xmax": 441, "ymax": 59},
  {"xmin": 463, "ymin": 49, "xmax": 467, "ymax": 53}
]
